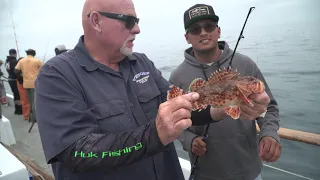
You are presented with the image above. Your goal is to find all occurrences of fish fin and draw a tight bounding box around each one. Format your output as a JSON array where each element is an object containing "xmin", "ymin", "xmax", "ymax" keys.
[
  {"xmin": 189, "ymin": 78, "xmax": 207, "ymax": 92},
  {"xmin": 236, "ymin": 83, "xmax": 254, "ymax": 106},
  {"xmin": 167, "ymin": 85, "xmax": 207, "ymax": 110},
  {"xmin": 208, "ymin": 67, "xmax": 239, "ymax": 84},
  {"xmin": 225, "ymin": 105, "xmax": 241, "ymax": 119},
  {"xmin": 167, "ymin": 85, "xmax": 187, "ymax": 100},
  {"xmin": 191, "ymin": 102, "xmax": 208, "ymax": 111}
]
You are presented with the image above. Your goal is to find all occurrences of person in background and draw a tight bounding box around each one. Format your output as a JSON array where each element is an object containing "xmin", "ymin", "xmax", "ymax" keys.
[
  {"xmin": 16, "ymin": 56, "xmax": 31, "ymax": 121},
  {"xmin": 169, "ymin": 4, "xmax": 281, "ymax": 180},
  {"xmin": 0, "ymin": 60, "xmax": 8, "ymax": 116},
  {"xmin": 5, "ymin": 49, "xmax": 22, "ymax": 115},
  {"xmin": 54, "ymin": 44, "xmax": 68, "ymax": 55},
  {"xmin": 15, "ymin": 49, "xmax": 43, "ymax": 124}
]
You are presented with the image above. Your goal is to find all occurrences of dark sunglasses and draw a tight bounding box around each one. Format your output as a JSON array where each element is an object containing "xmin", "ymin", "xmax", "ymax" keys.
[
  {"xmin": 187, "ymin": 22, "xmax": 218, "ymax": 35},
  {"xmin": 87, "ymin": 11, "xmax": 139, "ymax": 29}
]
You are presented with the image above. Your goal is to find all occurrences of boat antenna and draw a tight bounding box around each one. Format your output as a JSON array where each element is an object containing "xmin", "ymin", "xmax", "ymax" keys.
[
  {"xmin": 9, "ymin": 5, "xmax": 20, "ymax": 58},
  {"xmin": 43, "ymin": 39, "xmax": 50, "ymax": 62},
  {"xmin": 227, "ymin": 7, "xmax": 255, "ymax": 71},
  {"xmin": 188, "ymin": 7, "xmax": 256, "ymax": 180}
]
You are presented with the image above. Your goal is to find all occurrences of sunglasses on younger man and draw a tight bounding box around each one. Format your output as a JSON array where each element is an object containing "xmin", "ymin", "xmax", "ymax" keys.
[
  {"xmin": 87, "ymin": 11, "xmax": 139, "ymax": 29},
  {"xmin": 187, "ymin": 22, "xmax": 218, "ymax": 35}
]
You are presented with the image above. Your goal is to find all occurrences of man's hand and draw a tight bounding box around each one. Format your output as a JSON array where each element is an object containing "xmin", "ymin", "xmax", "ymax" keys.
[
  {"xmin": 191, "ymin": 136, "xmax": 207, "ymax": 156},
  {"xmin": 259, "ymin": 136, "xmax": 282, "ymax": 162},
  {"xmin": 210, "ymin": 107, "xmax": 228, "ymax": 121},
  {"xmin": 239, "ymin": 91, "xmax": 270, "ymax": 120},
  {"xmin": 156, "ymin": 92, "xmax": 199, "ymax": 146}
]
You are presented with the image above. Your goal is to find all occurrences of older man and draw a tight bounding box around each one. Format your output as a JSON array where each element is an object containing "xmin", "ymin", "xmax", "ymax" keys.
[{"xmin": 35, "ymin": 0, "xmax": 270, "ymax": 180}]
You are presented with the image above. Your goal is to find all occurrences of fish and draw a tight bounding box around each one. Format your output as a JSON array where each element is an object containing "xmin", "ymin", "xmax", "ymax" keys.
[{"xmin": 167, "ymin": 67, "xmax": 265, "ymax": 119}]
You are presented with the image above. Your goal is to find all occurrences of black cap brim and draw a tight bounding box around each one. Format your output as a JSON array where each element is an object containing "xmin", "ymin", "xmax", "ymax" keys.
[{"xmin": 185, "ymin": 15, "xmax": 219, "ymax": 30}]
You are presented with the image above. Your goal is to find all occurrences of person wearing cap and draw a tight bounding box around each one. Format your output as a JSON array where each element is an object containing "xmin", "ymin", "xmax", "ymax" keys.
[
  {"xmin": 0, "ymin": 59, "xmax": 8, "ymax": 106},
  {"xmin": 54, "ymin": 45, "xmax": 68, "ymax": 55},
  {"xmin": 15, "ymin": 49, "xmax": 43, "ymax": 124},
  {"xmin": 169, "ymin": 4, "xmax": 281, "ymax": 180},
  {"xmin": 5, "ymin": 49, "xmax": 23, "ymax": 115},
  {"xmin": 16, "ymin": 56, "xmax": 31, "ymax": 121},
  {"xmin": 31, "ymin": 0, "xmax": 264, "ymax": 179}
]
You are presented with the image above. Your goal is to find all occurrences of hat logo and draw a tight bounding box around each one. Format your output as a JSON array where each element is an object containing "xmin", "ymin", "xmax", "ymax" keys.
[{"xmin": 189, "ymin": 6, "xmax": 210, "ymax": 19}]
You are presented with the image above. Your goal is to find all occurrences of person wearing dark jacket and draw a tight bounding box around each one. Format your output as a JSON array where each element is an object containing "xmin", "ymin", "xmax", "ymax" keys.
[
  {"xmin": 54, "ymin": 45, "xmax": 68, "ymax": 55},
  {"xmin": 5, "ymin": 49, "xmax": 22, "ymax": 115},
  {"xmin": 169, "ymin": 4, "xmax": 281, "ymax": 180},
  {"xmin": 0, "ymin": 60, "xmax": 8, "ymax": 115},
  {"xmin": 34, "ymin": 1, "xmax": 270, "ymax": 180}
]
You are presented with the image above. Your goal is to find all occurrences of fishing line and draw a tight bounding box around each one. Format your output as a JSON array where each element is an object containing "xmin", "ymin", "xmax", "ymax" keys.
[{"xmin": 188, "ymin": 7, "xmax": 256, "ymax": 180}]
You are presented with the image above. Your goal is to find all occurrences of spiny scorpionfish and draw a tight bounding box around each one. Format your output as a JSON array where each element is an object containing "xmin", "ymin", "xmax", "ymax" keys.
[{"xmin": 167, "ymin": 67, "xmax": 265, "ymax": 119}]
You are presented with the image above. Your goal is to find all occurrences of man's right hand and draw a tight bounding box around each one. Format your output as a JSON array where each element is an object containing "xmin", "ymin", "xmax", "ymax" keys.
[
  {"xmin": 156, "ymin": 92, "xmax": 199, "ymax": 146},
  {"xmin": 191, "ymin": 137, "xmax": 207, "ymax": 156}
]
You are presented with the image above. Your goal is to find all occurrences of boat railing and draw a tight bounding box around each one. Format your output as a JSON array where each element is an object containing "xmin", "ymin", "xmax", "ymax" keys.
[
  {"xmin": 256, "ymin": 123, "xmax": 320, "ymax": 146},
  {"xmin": 1, "ymin": 76, "xmax": 320, "ymax": 146}
]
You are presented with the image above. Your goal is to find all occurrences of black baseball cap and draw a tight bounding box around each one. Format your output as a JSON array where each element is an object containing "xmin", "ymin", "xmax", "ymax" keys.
[
  {"xmin": 184, "ymin": 4, "xmax": 219, "ymax": 30},
  {"xmin": 9, "ymin": 49, "xmax": 17, "ymax": 55}
]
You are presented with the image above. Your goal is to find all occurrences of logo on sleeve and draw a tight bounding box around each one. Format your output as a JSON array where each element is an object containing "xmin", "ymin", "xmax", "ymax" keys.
[{"xmin": 133, "ymin": 72, "xmax": 150, "ymax": 84}]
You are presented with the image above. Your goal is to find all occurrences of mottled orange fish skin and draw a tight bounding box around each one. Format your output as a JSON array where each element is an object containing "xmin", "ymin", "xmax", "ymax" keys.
[
  {"xmin": 167, "ymin": 85, "xmax": 186, "ymax": 100},
  {"xmin": 194, "ymin": 79, "xmax": 241, "ymax": 108},
  {"xmin": 167, "ymin": 68, "xmax": 265, "ymax": 117}
]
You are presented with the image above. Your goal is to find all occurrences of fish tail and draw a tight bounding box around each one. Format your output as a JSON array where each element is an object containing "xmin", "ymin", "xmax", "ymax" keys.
[{"xmin": 225, "ymin": 105, "xmax": 241, "ymax": 119}]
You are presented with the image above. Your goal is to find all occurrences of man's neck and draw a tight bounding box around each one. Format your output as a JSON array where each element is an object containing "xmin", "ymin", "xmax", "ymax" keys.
[
  {"xmin": 84, "ymin": 36, "xmax": 124, "ymax": 72},
  {"xmin": 194, "ymin": 46, "xmax": 221, "ymax": 64}
]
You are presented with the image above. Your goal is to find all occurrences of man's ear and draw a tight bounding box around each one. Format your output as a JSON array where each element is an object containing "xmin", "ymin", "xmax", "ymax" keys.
[
  {"xmin": 218, "ymin": 27, "xmax": 221, "ymax": 38},
  {"xmin": 185, "ymin": 34, "xmax": 191, "ymax": 44},
  {"xmin": 90, "ymin": 11, "xmax": 102, "ymax": 33}
]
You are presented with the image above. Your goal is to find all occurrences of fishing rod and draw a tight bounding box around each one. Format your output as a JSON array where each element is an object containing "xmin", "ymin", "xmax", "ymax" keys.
[
  {"xmin": 188, "ymin": 124, "xmax": 209, "ymax": 180},
  {"xmin": 188, "ymin": 7, "xmax": 256, "ymax": 180},
  {"xmin": 9, "ymin": 5, "xmax": 20, "ymax": 58},
  {"xmin": 227, "ymin": 7, "xmax": 255, "ymax": 70}
]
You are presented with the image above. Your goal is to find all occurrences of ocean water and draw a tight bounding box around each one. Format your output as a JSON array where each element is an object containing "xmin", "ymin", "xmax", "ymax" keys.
[{"xmin": 1, "ymin": 0, "xmax": 319, "ymax": 179}]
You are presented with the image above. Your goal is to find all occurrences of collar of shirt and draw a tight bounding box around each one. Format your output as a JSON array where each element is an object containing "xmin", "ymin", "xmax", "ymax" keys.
[{"xmin": 74, "ymin": 35, "xmax": 138, "ymax": 72}]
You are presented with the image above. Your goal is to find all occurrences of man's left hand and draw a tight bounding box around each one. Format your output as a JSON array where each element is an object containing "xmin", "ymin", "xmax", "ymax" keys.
[
  {"xmin": 259, "ymin": 136, "xmax": 282, "ymax": 162},
  {"xmin": 239, "ymin": 91, "xmax": 270, "ymax": 120}
]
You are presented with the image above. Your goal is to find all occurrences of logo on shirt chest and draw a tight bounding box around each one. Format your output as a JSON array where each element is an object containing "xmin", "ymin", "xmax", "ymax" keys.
[{"xmin": 133, "ymin": 72, "xmax": 150, "ymax": 84}]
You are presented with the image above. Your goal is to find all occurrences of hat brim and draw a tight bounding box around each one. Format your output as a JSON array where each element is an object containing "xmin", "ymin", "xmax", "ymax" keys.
[{"xmin": 185, "ymin": 15, "xmax": 219, "ymax": 30}]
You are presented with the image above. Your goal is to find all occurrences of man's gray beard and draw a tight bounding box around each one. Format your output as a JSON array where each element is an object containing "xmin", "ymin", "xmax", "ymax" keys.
[{"xmin": 120, "ymin": 39, "xmax": 133, "ymax": 56}]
